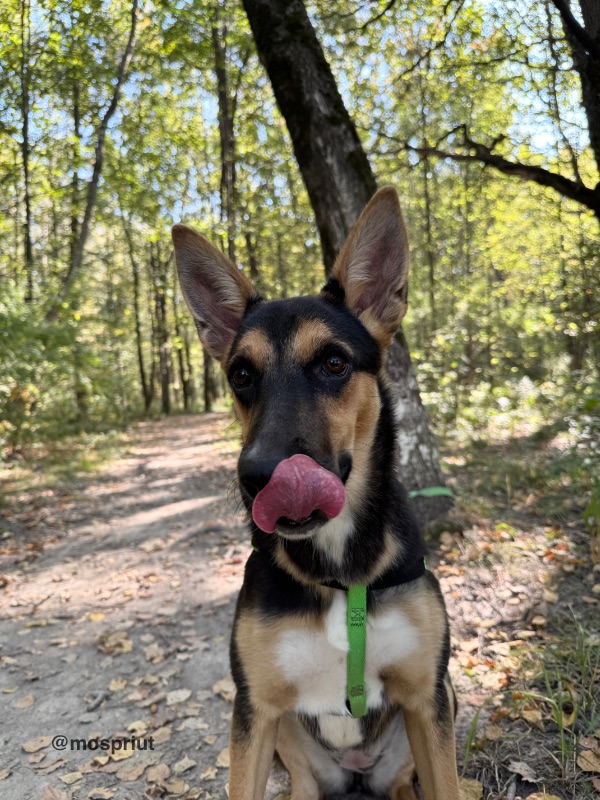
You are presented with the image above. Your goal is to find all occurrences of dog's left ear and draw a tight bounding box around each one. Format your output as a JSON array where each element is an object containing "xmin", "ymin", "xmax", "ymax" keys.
[
  {"xmin": 323, "ymin": 186, "xmax": 409, "ymax": 348},
  {"xmin": 172, "ymin": 224, "xmax": 257, "ymax": 362}
]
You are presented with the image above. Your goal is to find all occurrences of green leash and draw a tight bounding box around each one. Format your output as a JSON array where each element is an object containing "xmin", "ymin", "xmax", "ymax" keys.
[
  {"xmin": 345, "ymin": 486, "xmax": 450, "ymax": 718},
  {"xmin": 346, "ymin": 584, "xmax": 368, "ymax": 718}
]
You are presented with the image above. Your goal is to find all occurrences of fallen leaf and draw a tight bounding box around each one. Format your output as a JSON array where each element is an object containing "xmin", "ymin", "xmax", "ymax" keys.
[
  {"xmin": 164, "ymin": 779, "xmax": 189, "ymax": 793},
  {"xmin": 13, "ymin": 694, "xmax": 35, "ymax": 709},
  {"xmin": 204, "ymin": 735, "xmax": 217, "ymax": 745},
  {"xmin": 212, "ymin": 675, "xmax": 236, "ymax": 703},
  {"xmin": 144, "ymin": 643, "xmax": 165, "ymax": 663},
  {"xmin": 458, "ymin": 776, "xmax": 483, "ymax": 800},
  {"xmin": 88, "ymin": 790, "xmax": 115, "ymax": 799},
  {"xmin": 173, "ymin": 756, "xmax": 197, "ymax": 775},
  {"xmin": 531, "ymin": 615, "xmax": 547, "ymax": 627},
  {"xmin": 543, "ymin": 589, "xmax": 559, "ymax": 603},
  {"xmin": 110, "ymin": 748, "xmax": 135, "ymax": 762},
  {"xmin": 200, "ymin": 766, "xmax": 217, "ymax": 780},
  {"xmin": 97, "ymin": 630, "xmax": 132, "ymax": 655},
  {"xmin": 0, "ymin": 770, "xmax": 11, "ymax": 780},
  {"xmin": 88, "ymin": 612, "xmax": 105, "ymax": 622},
  {"xmin": 178, "ymin": 718, "xmax": 209, "ymax": 732},
  {"xmin": 484, "ymin": 724, "xmax": 503, "ymax": 741},
  {"xmin": 577, "ymin": 750, "xmax": 600, "ymax": 772},
  {"xmin": 36, "ymin": 758, "xmax": 66, "ymax": 774},
  {"xmin": 22, "ymin": 735, "xmax": 53, "ymax": 753},
  {"xmin": 127, "ymin": 719, "xmax": 148, "ymax": 735},
  {"xmin": 40, "ymin": 788, "xmax": 68, "ymax": 800},
  {"xmin": 59, "ymin": 771, "xmax": 83, "ymax": 785},
  {"xmin": 526, "ymin": 794, "xmax": 561, "ymax": 800},
  {"xmin": 166, "ymin": 689, "xmax": 192, "ymax": 706},
  {"xmin": 2, "ymin": 686, "xmax": 18, "ymax": 693},
  {"xmin": 147, "ymin": 763, "xmax": 170, "ymax": 783},
  {"xmin": 28, "ymin": 752, "xmax": 46, "ymax": 764},
  {"xmin": 116, "ymin": 762, "xmax": 146, "ymax": 781},
  {"xmin": 521, "ymin": 708, "xmax": 544, "ymax": 729},
  {"xmin": 579, "ymin": 736, "xmax": 600, "ymax": 752},
  {"xmin": 152, "ymin": 725, "xmax": 172, "ymax": 745},
  {"xmin": 108, "ymin": 678, "xmax": 127, "ymax": 692},
  {"xmin": 592, "ymin": 584, "xmax": 600, "ymax": 595},
  {"xmin": 508, "ymin": 760, "xmax": 539, "ymax": 782},
  {"xmin": 593, "ymin": 776, "xmax": 600, "ymax": 792}
]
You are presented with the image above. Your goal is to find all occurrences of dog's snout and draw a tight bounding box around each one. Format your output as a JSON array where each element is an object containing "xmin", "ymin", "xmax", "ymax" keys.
[{"xmin": 238, "ymin": 452, "xmax": 285, "ymax": 498}]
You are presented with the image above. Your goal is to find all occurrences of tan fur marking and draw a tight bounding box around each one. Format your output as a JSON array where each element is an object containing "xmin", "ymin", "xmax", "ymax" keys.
[
  {"xmin": 232, "ymin": 329, "xmax": 275, "ymax": 372},
  {"xmin": 288, "ymin": 319, "xmax": 346, "ymax": 363},
  {"xmin": 235, "ymin": 609, "xmax": 326, "ymax": 714},
  {"xmin": 276, "ymin": 715, "xmax": 321, "ymax": 800},
  {"xmin": 229, "ymin": 710, "xmax": 278, "ymax": 800},
  {"xmin": 380, "ymin": 581, "xmax": 446, "ymax": 709},
  {"xmin": 229, "ymin": 330, "xmax": 275, "ymax": 442}
]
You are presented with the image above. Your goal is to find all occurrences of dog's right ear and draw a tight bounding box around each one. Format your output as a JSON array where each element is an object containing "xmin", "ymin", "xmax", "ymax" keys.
[{"xmin": 172, "ymin": 224, "xmax": 257, "ymax": 362}]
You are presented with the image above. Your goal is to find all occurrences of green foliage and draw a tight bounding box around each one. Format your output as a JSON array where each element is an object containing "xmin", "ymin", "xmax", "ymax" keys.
[{"xmin": 0, "ymin": 0, "xmax": 598, "ymax": 478}]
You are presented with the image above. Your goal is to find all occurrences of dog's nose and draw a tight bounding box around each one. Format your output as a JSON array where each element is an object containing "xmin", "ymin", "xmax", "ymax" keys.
[{"xmin": 238, "ymin": 452, "xmax": 286, "ymax": 499}]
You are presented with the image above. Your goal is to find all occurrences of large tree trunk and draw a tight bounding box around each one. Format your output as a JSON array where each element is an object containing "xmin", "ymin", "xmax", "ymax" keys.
[
  {"xmin": 242, "ymin": 0, "xmax": 452, "ymax": 526},
  {"xmin": 556, "ymin": 0, "xmax": 600, "ymax": 176}
]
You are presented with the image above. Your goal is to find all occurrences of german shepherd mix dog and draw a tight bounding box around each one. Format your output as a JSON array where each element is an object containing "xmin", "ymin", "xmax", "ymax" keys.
[{"xmin": 172, "ymin": 188, "xmax": 460, "ymax": 800}]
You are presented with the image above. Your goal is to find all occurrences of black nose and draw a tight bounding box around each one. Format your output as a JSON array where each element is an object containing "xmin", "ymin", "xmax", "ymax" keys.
[{"xmin": 238, "ymin": 452, "xmax": 286, "ymax": 499}]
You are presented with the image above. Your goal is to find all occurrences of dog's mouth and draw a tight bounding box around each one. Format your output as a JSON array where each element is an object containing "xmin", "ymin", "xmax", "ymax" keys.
[
  {"xmin": 252, "ymin": 455, "xmax": 346, "ymax": 534},
  {"xmin": 275, "ymin": 509, "xmax": 328, "ymax": 535}
]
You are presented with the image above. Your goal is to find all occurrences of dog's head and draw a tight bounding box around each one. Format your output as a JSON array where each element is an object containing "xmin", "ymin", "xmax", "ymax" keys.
[{"xmin": 172, "ymin": 187, "xmax": 409, "ymax": 543}]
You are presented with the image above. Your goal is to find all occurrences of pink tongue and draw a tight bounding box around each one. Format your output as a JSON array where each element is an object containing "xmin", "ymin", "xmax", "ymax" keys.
[{"xmin": 252, "ymin": 454, "xmax": 346, "ymax": 533}]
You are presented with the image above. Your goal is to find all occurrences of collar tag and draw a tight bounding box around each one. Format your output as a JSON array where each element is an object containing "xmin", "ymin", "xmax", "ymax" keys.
[{"xmin": 346, "ymin": 584, "xmax": 367, "ymax": 718}]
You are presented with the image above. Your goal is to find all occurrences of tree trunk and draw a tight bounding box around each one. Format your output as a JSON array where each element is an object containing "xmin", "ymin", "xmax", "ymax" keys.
[
  {"xmin": 557, "ymin": 0, "xmax": 600, "ymax": 176},
  {"xmin": 122, "ymin": 216, "xmax": 153, "ymax": 411},
  {"xmin": 244, "ymin": 230, "xmax": 260, "ymax": 281},
  {"xmin": 19, "ymin": 0, "xmax": 33, "ymax": 303},
  {"xmin": 212, "ymin": 8, "xmax": 237, "ymax": 263},
  {"xmin": 386, "ymin": 333, "xmax": 452, "ymax": 525},
  {"xmin": 150, "ymin": 242, "xmax": 170, "ymax": 415},
  {"xmin": 203, "ymin": 349, "xmax": 219, "ymax": 412},
  {"xmin": 172, "ymin": 271, "xmax": 194, "ymax": 410},
  {"xmin": 45, "ymin": 0, "xmax": 139, "ymax": 321},
  {"xmin": 242, "ymin": 0, "xmax": 452, "ymax": 526}
]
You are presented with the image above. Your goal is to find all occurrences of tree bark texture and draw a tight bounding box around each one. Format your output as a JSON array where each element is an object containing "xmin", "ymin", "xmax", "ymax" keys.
[
  {"xmin": 556, "ymin": 0, "xmax": 600, "ymax": 177},
  {"xmin": 242, "ymin": 0, "xmax": 452, "ymax": 526},
  {"xmin": 241, "ymin": 0, "xmax": 377, "ymax": 271}
]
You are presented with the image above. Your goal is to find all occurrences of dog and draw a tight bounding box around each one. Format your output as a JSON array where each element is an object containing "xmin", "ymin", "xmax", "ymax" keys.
[{"xmin": 172, "ymin": 187, "xmax": 460, "ymax": 800}]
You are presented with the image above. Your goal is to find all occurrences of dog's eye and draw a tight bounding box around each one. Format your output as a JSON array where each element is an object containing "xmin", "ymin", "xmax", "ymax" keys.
[
  {"xmin": 232, "ymin": 367, "xmax": 253, "ymax": 389},
  {"xmin": 323, "ymin": 354, "xmax": 348, "ymax": 376}
]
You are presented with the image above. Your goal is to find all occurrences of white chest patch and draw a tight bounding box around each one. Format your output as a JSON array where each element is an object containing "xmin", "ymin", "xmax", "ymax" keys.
[{"xmin": 276, "ymin": 591, "xmax": 419, "ymax": 718}]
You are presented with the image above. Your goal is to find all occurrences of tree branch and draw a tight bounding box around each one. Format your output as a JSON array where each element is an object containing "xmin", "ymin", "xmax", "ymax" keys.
[
  {"xmin": 552, "ymin": 0, "xmax": 600, "ymax": 60},
  {"xmin": 45, "ymin": 0, "xmax": 139, "ymax": 322},
  {"xmin": 403, "ymin": 126, "xmax": 600, "ymax": 216}
]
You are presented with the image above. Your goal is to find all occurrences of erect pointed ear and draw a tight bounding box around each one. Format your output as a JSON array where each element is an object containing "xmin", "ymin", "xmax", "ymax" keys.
[
  {"xmin": 323, "ymin": 187, "xmax": 409, "ymax": 348},
  {"xmin": 172, "ymin": 224, "xmax": 258, "ymax": 362}
]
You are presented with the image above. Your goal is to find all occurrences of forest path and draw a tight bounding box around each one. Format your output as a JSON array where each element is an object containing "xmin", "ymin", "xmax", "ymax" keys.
[{"xmin": 0, "ymin": 414, "xmax": 598, "ymax": 800}]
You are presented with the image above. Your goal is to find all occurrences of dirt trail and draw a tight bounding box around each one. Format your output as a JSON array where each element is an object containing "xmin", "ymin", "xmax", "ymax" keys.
[{"xmin": 0, "ymin": 414, "xmax": 294, "ymax": 799}]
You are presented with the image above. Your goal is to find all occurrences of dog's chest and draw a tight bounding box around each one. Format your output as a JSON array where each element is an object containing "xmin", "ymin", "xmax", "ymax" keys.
[{"xmin": 275, "ymin": 591, "xmax": 419, "ymax": 716}]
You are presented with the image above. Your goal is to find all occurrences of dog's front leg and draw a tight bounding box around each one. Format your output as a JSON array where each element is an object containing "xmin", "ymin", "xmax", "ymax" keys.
[
  {"xmin": 402, "ymin": 681, "xmax": 459, "ymax": 800},
  {"xmin": 229, "ymin": 695, "xmax": 279, "ymax": 800}
]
